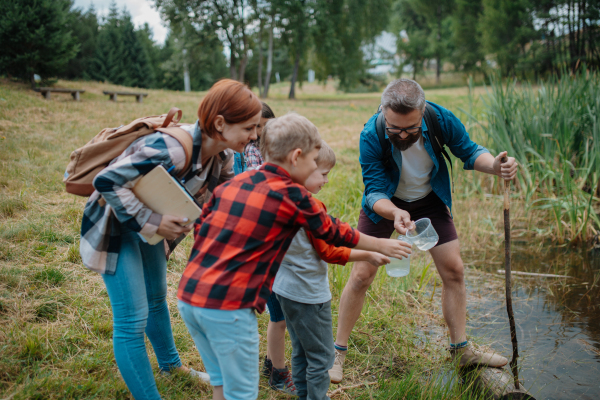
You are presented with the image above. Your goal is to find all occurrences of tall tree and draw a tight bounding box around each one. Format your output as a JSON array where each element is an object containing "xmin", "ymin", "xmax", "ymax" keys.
[
  {"xmin": 312, "ymin": 0, "xmax": 392, "ymax": 91},
  {"xmin": 451, "ymin": 0, "xmax": 484, "ymax": 72},
  {"xmin": 394, "ymin": 0, "xmax": 454, "ymax": 84},
  {"xmin": 479, "ymin": 0, "xmax": 537, "ymax": 77},
  {"xmin": 390, "ymin": 0, "xmax": 432, "ymax": 80},
  {"xmin": 120, "ymin": 12, "xmax": 154, "ymax": 88},
  {"xmin": 278, "ymin": 0, "xmax": 310, "ymax": 99},
  {"xmin": 90, "ymin": 3, "xmax": 125, "ymax": 83},
  {"xmin": 154, "ymin": 24, "xmax": 228, "ymax": 90},
  {"xmin": 63, "ymin": 5, "xmax": 99, "ymax": 80},
  {"xmin": 0, "ymin": 0, "xmax": 78, "ymax": 87},
  {"xmin": 156, "ymin": 0, "xmax": 253, "ymax": 82},
  {"xmin": 90, "ymin": 4, "xmax": 154, "ymax": 88}
]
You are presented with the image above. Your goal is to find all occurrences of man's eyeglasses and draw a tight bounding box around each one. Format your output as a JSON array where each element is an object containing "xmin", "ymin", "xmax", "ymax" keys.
[{"xmin": 384, "ymin": 118, "xmax": 423, "ymax": 136}]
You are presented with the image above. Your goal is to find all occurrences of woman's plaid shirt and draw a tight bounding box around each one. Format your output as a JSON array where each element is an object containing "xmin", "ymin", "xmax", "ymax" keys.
[
  {"xmin": 80, "ymin": 121, "xmax": 233, "ymax": 275},
  {"xmin": 178, "ymin": 163, "xmax": 360, "ymax": 313}
]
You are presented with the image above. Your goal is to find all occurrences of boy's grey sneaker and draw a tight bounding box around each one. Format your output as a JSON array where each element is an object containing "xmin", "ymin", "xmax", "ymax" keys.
[
  {"xmin": 262, "ymin": 356, "xmax": 273, "ymax": 378},
  {"xmin": 268, "ymin": 366, "xmax": 298, "ymax": 396}
]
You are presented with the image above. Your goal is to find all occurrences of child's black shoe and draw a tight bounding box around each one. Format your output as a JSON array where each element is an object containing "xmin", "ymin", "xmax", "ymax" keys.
[
  {"xmin": 262, "ymin": 356, "xmax": 273, "ymax": 378},
  {"xmin": 268, "ymin": 366, "xmax": 298, "ymax": 396}
]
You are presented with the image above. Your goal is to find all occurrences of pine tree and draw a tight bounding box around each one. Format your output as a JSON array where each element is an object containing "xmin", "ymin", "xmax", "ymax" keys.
[
  {"xmin": 0, "ymin": 0, "xmax": 78, "ymax": 87},
  {"xmin": 119, "ymin": 11, "xmax": 153, "ymax": 88},
  {"xmin": 63, "ymin": 5, "xmax": 99, "ymax": 80}
]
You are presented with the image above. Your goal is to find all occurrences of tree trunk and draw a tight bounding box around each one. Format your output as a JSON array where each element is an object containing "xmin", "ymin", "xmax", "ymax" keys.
[
  {"xmin": 230, "ymin": 51, "xmax": 238, "ymax": 81},
  {"xmin": 289, "ymin": 47, "xmax": 301, "ymax": 100},
  {"xmin": 30, "ymin": 72, "xmax": 36, "ymax": 90},
  {"xmin": 262, "ymin": 14, "xmax": 274, "ymax": 99},
  {"xmin": 238, "ymin": 52, "xmax": 248, "ymax": 83},
  {"xmin": 238, "ymin": 6, "xmax": 248, "ymax": 83},
  {"xmin": 257, "ymin": 20, "xmax": 264, "ymax": 97},
  {"xmin": 436, "ymin": 6, "xmax": 441, "ymax": 85}
]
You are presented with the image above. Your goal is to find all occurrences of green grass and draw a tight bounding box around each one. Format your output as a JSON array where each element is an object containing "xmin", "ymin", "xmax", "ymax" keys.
[{"xmin": 0, "ymin": 77, "xmax": 530, "ymax": 399}]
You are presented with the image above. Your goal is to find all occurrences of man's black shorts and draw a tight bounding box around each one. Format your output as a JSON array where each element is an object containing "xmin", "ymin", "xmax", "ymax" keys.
[{"xmin": 357, "ymin": 191, "xmax": 458, "ymax": 247}]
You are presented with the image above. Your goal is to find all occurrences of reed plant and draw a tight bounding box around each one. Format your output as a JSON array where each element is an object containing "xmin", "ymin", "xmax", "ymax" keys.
[{"xmin": 466, "ymin": 71, "xmax": 600, "ymax": 244}]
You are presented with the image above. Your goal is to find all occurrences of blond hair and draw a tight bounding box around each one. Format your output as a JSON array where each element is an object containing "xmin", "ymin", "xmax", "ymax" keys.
[
  {"xmin": 315, "ymin": 140, "xmax": 336, "ymax": 169},
  {"xmin": 260, "ymin": 112, "xmax": 322, "ymax": 163}
]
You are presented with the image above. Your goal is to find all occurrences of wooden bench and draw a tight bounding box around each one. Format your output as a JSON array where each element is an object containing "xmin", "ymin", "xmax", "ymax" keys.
[
  {"xmin": 36, "ymin": 87, "xmax": 86, "ymax": 101},
  {"xmin": 103, "ymin": 91, "xmax": 149, "ymax": 103}
]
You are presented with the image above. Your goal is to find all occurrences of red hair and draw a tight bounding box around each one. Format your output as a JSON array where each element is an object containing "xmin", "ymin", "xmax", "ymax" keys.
[{"xmin": 198, "ymin": 79, "xmax": 262, "ymax": 139}]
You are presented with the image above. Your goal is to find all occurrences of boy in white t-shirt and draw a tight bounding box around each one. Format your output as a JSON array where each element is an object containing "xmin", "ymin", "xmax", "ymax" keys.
[{"xmin": 273, "ymin": 141, "xmax": 398, "ymax": 399}]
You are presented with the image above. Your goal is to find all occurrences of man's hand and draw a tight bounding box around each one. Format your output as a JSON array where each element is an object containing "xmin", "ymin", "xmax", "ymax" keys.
[
  {"xmin": 392, "ymin": 208, "xmax": 415, "ymax": 235},
  {"xmin": 376, "ymin": 238, "xmax": 412, "ymax": 260},
  {"xmin": 493, "ymin": 151, "xmax": 518, "ymax": 181},
  {"xmin": 156, "ymin": 215, "xmax": 193, "ymax": 241}
]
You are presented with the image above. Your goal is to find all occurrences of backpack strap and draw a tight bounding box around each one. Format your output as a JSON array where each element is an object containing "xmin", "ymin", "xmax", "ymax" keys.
[
  {"xmin": 423, "ymin": 103, "xmax": 454, "ymax": 192},
  {"xmin": 375, "ymin": 109, "xmax": 394, "ymax": 170},
  {"xmin": 155, "ymin": 126, "xmax": 194, "ymax": 178}
]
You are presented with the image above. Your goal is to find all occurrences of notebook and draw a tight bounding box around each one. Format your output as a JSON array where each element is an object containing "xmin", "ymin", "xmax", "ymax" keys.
[{"xmin": 133, "ymin": 165, "xmax": 201, "ymax": 245}]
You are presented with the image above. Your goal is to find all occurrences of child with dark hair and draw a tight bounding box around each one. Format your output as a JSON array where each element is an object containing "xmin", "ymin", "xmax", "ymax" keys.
[
  {"xmin": 245, "ymin": 102, "xmax": 274, "ymax": 170},
  {"xmin": 233, "ymin": 102, "xmax": 274, "ymax": 174}
]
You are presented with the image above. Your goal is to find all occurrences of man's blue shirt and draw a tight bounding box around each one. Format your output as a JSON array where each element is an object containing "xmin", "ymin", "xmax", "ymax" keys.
[{"xmin": 359, "ymin": 101, "xmax": 489, "ymax": 224}]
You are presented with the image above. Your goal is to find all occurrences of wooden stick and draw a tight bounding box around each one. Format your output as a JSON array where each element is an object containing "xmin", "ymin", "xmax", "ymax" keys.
[
  {"xmin": 502, "ymin": 156, "xmax": 520, "ymax": 389},
  {"xmin": 328, "ymin": 381, "xmax": 377, "ymax": 397},
  {"xmin": 497, "ymin": 270, "xmax": 573, "ymax": 279}
]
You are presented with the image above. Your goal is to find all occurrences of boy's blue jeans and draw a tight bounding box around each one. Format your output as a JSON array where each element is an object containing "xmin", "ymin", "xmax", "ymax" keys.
[
  {"xmin": 102, "ymin": 227, "xmax": 182, "ymax": 400},
  {"xmin": 178, "ymin": 301, "xmax": 259, "ymax": 400}
]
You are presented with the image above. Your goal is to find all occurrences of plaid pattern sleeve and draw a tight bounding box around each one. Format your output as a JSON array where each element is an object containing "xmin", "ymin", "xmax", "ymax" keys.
[
  {"xmin": 178, "ymin": 163, "xmax": 360, "ymax": 313},
  {"xmin": 305, "ymin": 200, "xmax": 351, "ymax": 265},
  {"xmin": 80, "ymin": 122, "xmax": 233, "ymax": 275},
  {"xmin": 244, "ymin": 140, "xmax": 263, "ymax": 170}
]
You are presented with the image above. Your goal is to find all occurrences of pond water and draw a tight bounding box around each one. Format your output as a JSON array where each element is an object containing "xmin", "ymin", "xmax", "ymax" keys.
[{"xmin": 465, "ymin": 246, "xmax": 600, "ymax": 400}]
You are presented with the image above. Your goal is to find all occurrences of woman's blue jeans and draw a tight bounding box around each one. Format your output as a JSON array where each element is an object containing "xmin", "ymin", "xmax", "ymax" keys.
[{"xmin": 102, "ymin": 228, "xmax": 182, "ymax": 400}]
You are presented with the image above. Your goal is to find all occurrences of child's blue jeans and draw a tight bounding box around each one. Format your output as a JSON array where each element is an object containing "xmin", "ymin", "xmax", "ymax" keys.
[
  {"xmin": 102, "ymin": 227, "xmax": 182, "ymax": 400},
  {"xmin": 178, "ymin": 301, "xmax": 259, "ymax": 400}
]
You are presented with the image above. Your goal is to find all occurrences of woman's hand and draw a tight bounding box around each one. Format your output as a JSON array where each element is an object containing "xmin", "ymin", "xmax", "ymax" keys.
[
  {"xmin": 377, "ymin": 238, "xmax": 412, "ymax": 260},
  {"xmin": 156, "ymin": 215, "xmax": 193, "ymax": 241}
]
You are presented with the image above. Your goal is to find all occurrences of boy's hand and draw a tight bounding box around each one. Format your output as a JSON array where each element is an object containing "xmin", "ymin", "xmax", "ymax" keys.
[
  {"xmin": 378, "ymin": 238, "xmax": 412, "ymax": 259},
  {"xmin": 365, "ymin": 252, "xmax": 391, "ymax": 267},
  {"xmin": 157, "ymin": 215, "xmax": 193, "ymax": 240}
]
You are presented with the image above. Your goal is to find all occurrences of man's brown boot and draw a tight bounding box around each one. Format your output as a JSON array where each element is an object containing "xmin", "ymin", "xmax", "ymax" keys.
[
  {"xmin": 328, "ymin": 348, "xmax": 347, "ymax": 384},
  {"xmin": 450, "ymin": 345, "xmax": 508, "ymax": 368}
]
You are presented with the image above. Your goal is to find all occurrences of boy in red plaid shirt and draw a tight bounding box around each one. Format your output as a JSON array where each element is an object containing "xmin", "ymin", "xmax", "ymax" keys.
[{"xmin": 177, "ymin": 113, "xmax": 411, "ymax": 400}]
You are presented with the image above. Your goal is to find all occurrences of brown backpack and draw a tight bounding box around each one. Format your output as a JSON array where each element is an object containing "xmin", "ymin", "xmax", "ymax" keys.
[{"xmin": 64, "ymin": 107, "xmax": 194, "ymax": 196}]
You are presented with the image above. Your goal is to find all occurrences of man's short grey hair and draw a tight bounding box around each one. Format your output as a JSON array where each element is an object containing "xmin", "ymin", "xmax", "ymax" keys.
[{"xmin": 381, "ymin": 79, "xmax": 426, "ymax": 115}]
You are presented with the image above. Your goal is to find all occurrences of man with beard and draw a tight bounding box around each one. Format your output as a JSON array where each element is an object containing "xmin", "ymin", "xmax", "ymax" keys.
[{"xmin": 329, "ymin": 79, "xmax": 518, "ymax": 383}]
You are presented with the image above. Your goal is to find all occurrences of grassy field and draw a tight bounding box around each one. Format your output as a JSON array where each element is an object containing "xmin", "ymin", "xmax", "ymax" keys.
[{"xmin": 0, "ymin": 78, "xmax": 522, "ymax": 399}]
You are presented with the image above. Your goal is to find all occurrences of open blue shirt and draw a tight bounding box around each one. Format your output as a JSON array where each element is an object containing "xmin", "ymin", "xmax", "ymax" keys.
[{"xmin": 359, "ymin": 101, "xmax": 489, "ymax": 224}]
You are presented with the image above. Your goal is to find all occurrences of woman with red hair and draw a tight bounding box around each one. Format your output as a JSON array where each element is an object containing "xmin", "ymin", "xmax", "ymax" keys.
[{"xmin": 80, "ymin": 79, "xmax": 262, "ymax": 400}]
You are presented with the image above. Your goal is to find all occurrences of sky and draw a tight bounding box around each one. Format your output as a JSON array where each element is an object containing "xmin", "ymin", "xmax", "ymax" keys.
[{"xmin": 73, "ymin": 0, "xmax": 169, "ymax": 44}]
